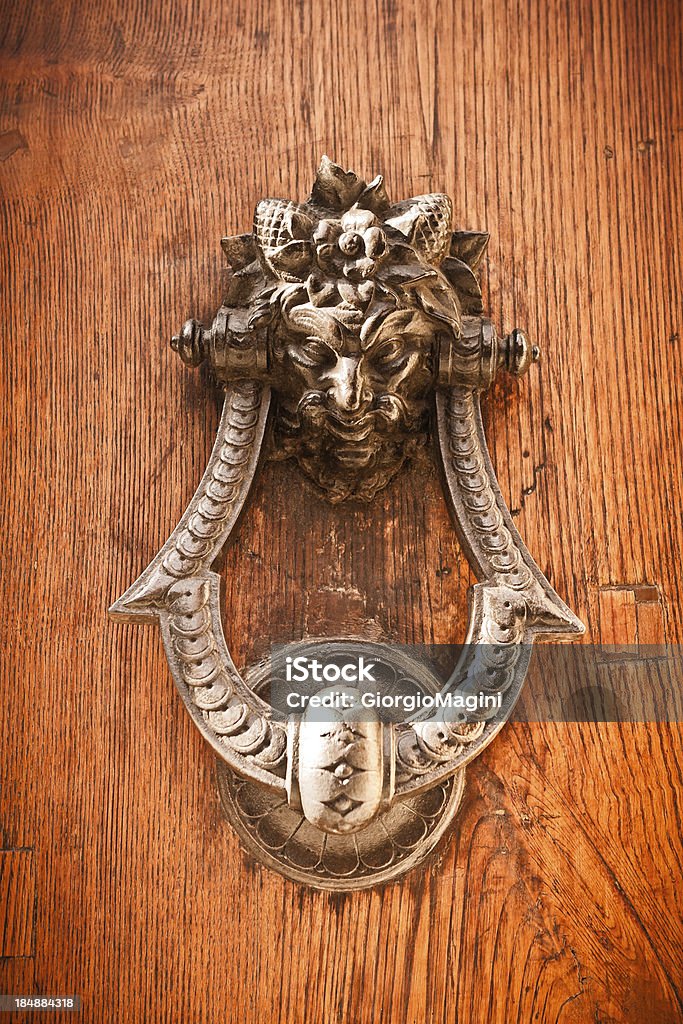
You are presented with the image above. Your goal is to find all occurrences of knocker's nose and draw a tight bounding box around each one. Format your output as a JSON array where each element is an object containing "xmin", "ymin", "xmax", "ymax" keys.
[{"xmin": 327, "ymin": 357, "xmax": 367, "ymax": 413}]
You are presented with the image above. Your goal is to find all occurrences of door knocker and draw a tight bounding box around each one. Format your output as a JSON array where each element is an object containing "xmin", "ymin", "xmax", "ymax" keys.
[{"xmin": 111, "ymin": 158, "xmax": 583, "ymax": 889}]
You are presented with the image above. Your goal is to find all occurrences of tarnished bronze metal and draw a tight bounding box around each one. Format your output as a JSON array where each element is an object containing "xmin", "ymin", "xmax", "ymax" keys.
[{"xmin": 111, "ymin": 159, "xmax": 583, "ymax": 889}]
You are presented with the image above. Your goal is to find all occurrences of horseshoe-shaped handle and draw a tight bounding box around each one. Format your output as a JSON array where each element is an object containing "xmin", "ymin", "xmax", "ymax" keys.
[{"xmin": 110, "ymin": 159, "xmax": 583, "ymax": 889}]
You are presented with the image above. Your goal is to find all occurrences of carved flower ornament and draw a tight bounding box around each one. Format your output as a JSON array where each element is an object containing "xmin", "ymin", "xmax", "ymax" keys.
[{"xmin": 247, "ymin": 156, "xmax": 488, "ymax": 324}]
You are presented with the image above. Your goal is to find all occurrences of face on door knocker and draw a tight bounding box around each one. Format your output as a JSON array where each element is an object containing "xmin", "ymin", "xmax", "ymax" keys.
[{"xmin": 111, "ymin": 158, "xmax": 584, "ymax": 889}]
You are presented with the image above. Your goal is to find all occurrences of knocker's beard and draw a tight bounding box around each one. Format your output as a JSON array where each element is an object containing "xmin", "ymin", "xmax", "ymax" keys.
[{"xmin": 274, "ymin": 391, "xmax": 429, "ymax": 502}]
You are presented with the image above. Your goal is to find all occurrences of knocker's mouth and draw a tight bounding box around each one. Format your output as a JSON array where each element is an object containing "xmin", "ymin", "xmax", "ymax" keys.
[
  {"xmin": 325, "ymin": 416, "xmax": 375, "ymax": 444},
  {"xmin": 270, "ymin": 390, "xmax": 429, "ymax": 490},
  {"xmin": 291, "ymin": 391, "xmax": 418, "ymax": 447}
]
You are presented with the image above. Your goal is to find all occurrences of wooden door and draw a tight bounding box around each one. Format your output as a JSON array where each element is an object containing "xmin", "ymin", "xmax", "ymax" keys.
[{"xmin": 2, "ymin": 0, "xmax": 682, "ymax": 1020}]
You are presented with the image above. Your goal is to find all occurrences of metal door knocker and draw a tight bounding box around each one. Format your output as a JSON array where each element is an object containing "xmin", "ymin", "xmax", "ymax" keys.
[{"xmin": 111, "ymin": 158, "xmax": 583, "ymax": 889}]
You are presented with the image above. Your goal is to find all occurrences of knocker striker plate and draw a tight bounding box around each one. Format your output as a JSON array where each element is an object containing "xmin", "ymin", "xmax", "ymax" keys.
[{"xmin": 110, "ymin": 158, "xmax": 584, "ymax": 890}]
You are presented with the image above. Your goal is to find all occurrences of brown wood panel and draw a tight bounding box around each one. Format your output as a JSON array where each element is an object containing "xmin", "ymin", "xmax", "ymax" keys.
[
  {"xmin": 0, "ymin": 852, "xmax": 35, "ymax": 958},
  {"xmin": 1, "ymin": 0, "xmax": 682, "ymax": 1020}
]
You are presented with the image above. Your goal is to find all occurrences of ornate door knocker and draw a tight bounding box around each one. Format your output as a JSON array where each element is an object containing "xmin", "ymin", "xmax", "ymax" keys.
[{"xmin": 111, "ymin": 159, "xmax": 583, "ymax": 889}]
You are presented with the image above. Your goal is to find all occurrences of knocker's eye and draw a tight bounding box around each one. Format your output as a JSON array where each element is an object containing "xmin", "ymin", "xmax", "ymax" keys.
[
  {"xmin": 289, "ymin": 338, "xmax": 335, "ymax": 369},
  {"xmin": 371, "ymin": 338, "xmax": 407, "ymax": 370}
]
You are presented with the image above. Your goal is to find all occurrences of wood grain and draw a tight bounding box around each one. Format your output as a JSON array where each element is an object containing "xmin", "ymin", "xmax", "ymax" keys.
[
  {"xmin": 0, "ymin": 852, "xmax": 34, "ymax": 958},
  {"xmin": 1, "ymin": 0, "xmax": 682, "ymax": 1020}
]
